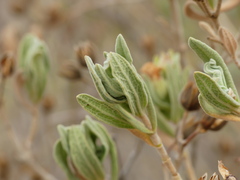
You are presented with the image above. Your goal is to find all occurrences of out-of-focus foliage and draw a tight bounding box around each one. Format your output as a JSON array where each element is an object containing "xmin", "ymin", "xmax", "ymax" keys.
[
  {"xmin": 141, "ymin": 50, "xmax": 189, "ymax": 136},
  {"xmin": 18, "ymin": 34, "xmax": 50, "ymax": 103},
  {"xmin": 54, "ymin": 116, "xmax": 118, "ymax": 180}
]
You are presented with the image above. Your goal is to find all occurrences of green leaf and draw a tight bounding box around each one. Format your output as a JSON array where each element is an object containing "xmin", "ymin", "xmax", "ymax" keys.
[
  {"xmin": 69, "ymin": 126, "xmax": 105, "ymax": 180},
  {"xmin": 94, "ymin": 64, "xmax": 125, "ymax": 99},
  {"xmin": 165, "ymin": 59, "xmax": 186, "ymax": 122},
  {"xmin": 199, "ymin": 95, "xmax": 240, "ymax": 121},
  {"xmin": 57, "ymin": 125, "xmax": 70, "ymax": 153},
  {"xmin": 188, "ymin": 37, "xmax": 239, "ymax": 101},
  {"xmin": 115, "ymin": 34, "xmax": 133, "ymax": 64},
  {"xmin": 85, "ymin": 117, "xmax": 118, "ymax": 180},
  {"xmin": 143, "ymin": 84, "xmax": 157, "ymax": 132},
  {"xmin": 77, "ymin": 94, "xmax": 153, "ymax": 134},
  {"xmin": 76, "ymin": 94, "xmax": 134, "ymax": 129},
  {"xmin": 194, "ymin": 72, "xmax": 240, "ymax": 112},
  {"xmin": 85, "ymin": 56, "xmax": 125, "ymax": 103},
  {"xmin": 53, "ymin": 141, "xmax": 79, "ymax": 180},
  {"xmin": 109, "ymin": 52, "xmax": 148, "ymax": 116}
]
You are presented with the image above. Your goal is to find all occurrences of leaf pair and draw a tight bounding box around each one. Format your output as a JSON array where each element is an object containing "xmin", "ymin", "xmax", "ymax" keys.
[
  {"xmin": 77, "ymin": 34, "xmax": 157, "ymax": 134},
  {"xmin": 54, "ymin": 116, "xmax": 118, "ymax": 180},
  {"xmin": 189, "ymin": 37, "xmax": 240, "ymax": 121}
]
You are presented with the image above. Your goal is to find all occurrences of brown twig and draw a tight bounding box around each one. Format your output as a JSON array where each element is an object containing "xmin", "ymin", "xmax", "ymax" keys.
[{"xmin": 141, "ymin": 114, "xmax": 182, "ymax": 180}]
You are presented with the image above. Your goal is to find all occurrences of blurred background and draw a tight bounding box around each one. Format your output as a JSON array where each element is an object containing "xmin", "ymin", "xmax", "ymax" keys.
[{"xmin": 1, "ymin": 0, "xmax": 240, "ymax": 179}]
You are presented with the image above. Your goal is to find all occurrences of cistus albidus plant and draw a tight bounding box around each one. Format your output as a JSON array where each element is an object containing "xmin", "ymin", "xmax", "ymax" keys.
[{"xmin": 76, "ymin": 34, "xmax": 182, "ymax": 180}]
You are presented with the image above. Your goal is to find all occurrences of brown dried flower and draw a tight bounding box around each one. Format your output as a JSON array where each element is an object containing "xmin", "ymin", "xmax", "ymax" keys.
[
  {"xmin": 59, "ymin": 61, "xmax": 81, "ymax": 80},
  {"xmin": 74, "ymin": 41, "xmax": 95, "ymax": 67},
  {"xmin": 0, "ymin": 52, "xmax": 15, "ymax": 78}
]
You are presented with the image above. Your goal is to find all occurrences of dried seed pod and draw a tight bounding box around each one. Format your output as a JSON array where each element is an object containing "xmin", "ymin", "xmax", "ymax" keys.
[
  {"xmin": 219, "ymin": 27, "xmax": 238, "ymax": 60},
  {"xmin": 200, "ymin": 113, "xmax": 216, "ymax": 130},
  {"xmin": 210, "ymin": 173, "xmax": 220, "ymax": 180},
  {"xmin": 41, "ymin": 95, "xmax": 55, "ymax": 113},
  {"xmin": 199, "ymin": 173, "xmax": 208, "ymax": 180},
  {"xmin": 218, "ymin": 161, "xmax": 230, "ymax": 179},
  {"xmin": 59, "ymin": 61, "xmax": 81, "ymax": 80},
  {"xmin": 141, "ymin": 35, "xmax": 155, "ymax": 57},
  {"xmin": 74, "ymin": 41, "xmax": 95, "ymax": 67},
  {"xmin": 45, "ymin": 2, "xmax": 64, "ymax": 25},
  {"xmin": 0, "ymin": 52, "xmax": 15, "ymax": 78},
  {"xmin": 180, "ymin": 81, "xmax": 200, "ymax": 111},
  {"xmin": 209, "ymin": 119, "xmax": 227, "ymax": 131},
  {"xmin": 199, "ymin": 21, "xmax": 218, "ymax": 39}
]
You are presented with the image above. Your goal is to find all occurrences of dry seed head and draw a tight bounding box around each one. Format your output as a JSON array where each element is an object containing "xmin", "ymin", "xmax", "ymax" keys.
[
  {"xmin": 180, "ymin": 81, "xmax": 200, "ymax": 111},
  {"xmin": 199, "ymin": 173, "xmax": 208, "ymax": 180},
  {"xmin": 209, "ymin": 119, "xmax": 227, "ymax": 131},
  {"xmin": 0, "ymin": 52, "xmax": 15, "ymax": 78},
  {"xmin": 59, "ymin": 61, "xmax": 81, "ymax": 80},
  {"xmin": 218, "ymin": 160, "xmax": 230, "ymax": 179},
  {"xmin": 210, "ymin": 173, "xmax": 220, "ymax": 180},
  {"xmin": 41, "ymin": 95, "xmax": 55, "ymax": 113},
  {"xmin": 199, "ymin": 21, "xmax": 218, "ymax": 39},
  {"xmin": 74, "ymin": 41, "xmax": 95, "ymax": 67},
  {"xmin": 218, "ymin": 27, "xmax": 238, "ymax": 60}
]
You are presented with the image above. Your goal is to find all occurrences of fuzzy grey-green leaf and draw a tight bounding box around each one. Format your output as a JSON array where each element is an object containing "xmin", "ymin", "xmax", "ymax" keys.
[
  {"xmin": 85, "ymin": 56, "xmax": 125, "ymax": 103},
  {"xmin": 109, "ymin": 52, "xmax": 148, "ymax": 116},
  {"xmin": 194, "ymin": 72, "xmax": 240, "ymax": 112},
  {"xmin": 69, "ymin": 126, "xmax": 104, "ymax": 180},
  {"xmin": 188, "ymin": 37, "xmax": 239, "ymax": 101},
  {"xmin": 53, "ymin": 141, "xmax": 79, "ymax": 180},
  {"xmin": 94, "ymin": 64, "xmax": 125, "ymax": 99},
  {"xmin": 76, "ymin": 94, "xmax": 134, "ymax": 129},
  {"xmin": 85, "ymin": 117, "xmax": 118, "ymax": 180},
  {"xmin": 115, "ymin": 34, "xmax": 133, "ymax": 64}
]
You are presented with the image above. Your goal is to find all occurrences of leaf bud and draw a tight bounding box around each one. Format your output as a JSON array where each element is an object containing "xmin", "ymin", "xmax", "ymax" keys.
[{"xmin": 18, "ymin": 34, "xmax": 50, "ymax": 103}]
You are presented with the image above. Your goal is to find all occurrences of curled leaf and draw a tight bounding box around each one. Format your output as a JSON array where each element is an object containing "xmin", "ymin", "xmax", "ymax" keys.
[{"xmin": 188, "ymin": 37, "xmax": 239, "ymax": 101}]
